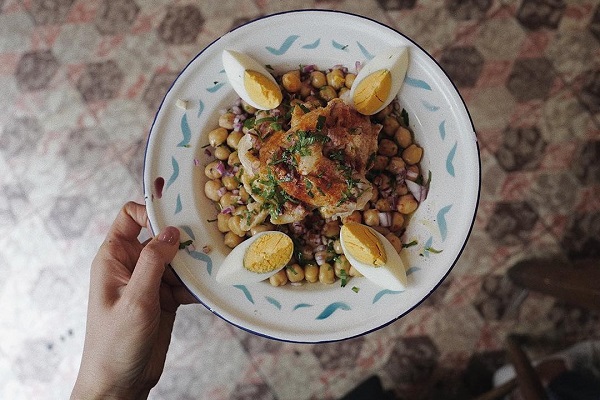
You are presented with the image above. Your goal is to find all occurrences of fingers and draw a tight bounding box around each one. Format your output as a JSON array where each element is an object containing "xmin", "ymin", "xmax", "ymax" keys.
[
  {"xmin": 107, "ymin": 201, "xmax": 148, "ymax": 243},
  {"xmin": 126, "ymin": 226, "xmax": 180, "ymax": 301}
]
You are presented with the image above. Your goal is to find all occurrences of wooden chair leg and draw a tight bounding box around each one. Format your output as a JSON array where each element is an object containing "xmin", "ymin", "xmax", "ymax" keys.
[
  {"xmin": 505, "ymin": 334, "xmax": 548, "ymax": 400},
  {"xmin": 508, "ymin": 258, "xmax": 600, "ymax": 311}
]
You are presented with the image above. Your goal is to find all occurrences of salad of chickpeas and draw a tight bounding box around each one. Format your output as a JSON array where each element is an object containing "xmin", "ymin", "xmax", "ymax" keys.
[{"xmin": 203, "ymin": 64, "xmax": 426, "ymax": 288}]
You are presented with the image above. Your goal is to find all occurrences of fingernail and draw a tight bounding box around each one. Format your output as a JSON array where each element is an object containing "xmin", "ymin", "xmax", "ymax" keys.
[{"xmin": 158, "ymin": 226, "xmax": 179, "ymax": 245}]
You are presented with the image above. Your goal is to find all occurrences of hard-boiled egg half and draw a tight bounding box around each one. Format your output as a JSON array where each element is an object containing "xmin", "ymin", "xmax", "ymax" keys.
[
  {"xmin": 222, "ymin": 49, "xmax": 283, "ymax": 110},
  {"xmin": 340, "ymin": 223, "xmax": 408, "ymax": 291},
  {"xmin": 215, "ymin": 231, "xmax": 293, "ymax": 285},
  {"xmin": 350, "ymin": 47, "xmax": 409, "ymax": 115}
]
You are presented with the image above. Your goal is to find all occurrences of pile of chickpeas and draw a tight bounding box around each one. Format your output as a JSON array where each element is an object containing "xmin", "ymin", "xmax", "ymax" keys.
[{"xmin": 203, "ymin": 65, "xmax": 424, "ymax": 288}]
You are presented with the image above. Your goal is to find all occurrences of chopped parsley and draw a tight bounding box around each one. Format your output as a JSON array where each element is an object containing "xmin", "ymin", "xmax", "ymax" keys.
[
  {"xmin": 352, "ymin": 286, "xmax": 360, "ymax": 293},
  {"xmin": 401, "ymin": 108, "xmax": 410, "ymax": 127},
  {"xmin": 339, "ymin": 268, "xmax": 348, "ymax": 287},
  {"xmin": 316, "ymin": 115, "xmax": 326, "ymax": 131}
]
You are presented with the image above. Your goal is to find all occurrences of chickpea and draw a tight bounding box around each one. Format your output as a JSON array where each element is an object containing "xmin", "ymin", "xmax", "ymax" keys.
[
  {"xmin": 228, "ymin": 151, "xmax": 240, "ymax": 167},
  {"xmin": 282, "ymin": 70, "xmax": 302, "ymax": 93},
  {"xmin": 304, "ymin": 263, "xmax": 319, "ymax": 283},
  {"xmin": 300, "ymin": 80, "xmax": 313, "ymax": 98},
  {"xmin": 227, "ymin": 215, "xmax": 245, "ymax": 236},
  {"xmin": 374, "ymin": 104, "xmax": 392, "ymax": 121},
  {"xmin": 224, "ymin": 231, "xmax": 244, "ymax": 248},
  {"xmin": 386, "ymin": 158, "xmax": 404, "ymax": 175},
  {"xmin": 227, "ymin": 131, "xmax": 244, "ymax": 150},
  {"xmin": 217, "ymin": 213, "xmax": 231, "ymax": 232},
  {"xmin": 300, "ymin": 246, "xmax": 315, "ymax": 261},
  {"xmin": 397, "ymin": 194, "xmax": 418, "ymax": 214},
  {"xmin": 385, "ymin": 233, "xmax": 403, "ymax": 254},
  {"xmin": 342, "ymin": 210, "xmax": 362, "ymax": 224},
  {"xmin": 344, "ymin": 73, "xmax": 356, "ymax": 88},
  {"xmin": 395, "ymin": 126, "xmax": 412, "ymax": 148},
  {"xmin": 372, "ymin": 155, "xmax": 389, "ymax": 171},
  {"xmin": 349, "ymin": 265, "xmax": 363, "ymax": 277},
  {"xmin": 250, "ymin": 223, "xmax": 271, "ymax": 236},
  {"xmin": 204, "ymin": 179, "xmax": 223, "ymax": 202},
  {"xmin": 378, "ymin": 138, "xmax": 398, "ymax": 157},
  {"xmin": 390, "ymin": 212, "xmax": 405, "ymax": 232},
  {"xmin": 269, "ymin": 269, "xmax": 288, "ymax": 286},
  {"xmin": 214, "ymin": 145, "xmax": 231, "ymax": 161},
  {"xmin": 319, "ymin": 85, "xmax": 337, "ymax": 102},
  {"xmin": 372, "ymin": 226, "xmax": 390, "ymax": 236},
  {"xmin": 333, "ymin": 255, "xmax": 351, "ymax": 278},
  {"xmin": 219, "ymin": 112, "xmax": 235, "ymax": 129},
  {"xmin": 221, "ymin": 175, "xmax": 238, "ymax": 191},
  {"xmin": 319, "ymin": 262, "xmax": 335, "ymax": 284},
  {"xmin": 219, "ymin": 192, "xmax": 240, "ymax": 208},
  {"xmin": 326, "ymin": 69, "xmax": 345, "ymax": 89},
  {"xmin": 395, "ymin": 182, "xmax": 409, "ymax": 196},
  {"xmin": 286, "ymin": 264, "xmax": 305, "ymax": 283},
  {"xmin": 239, "ymin": 186, "xmax": 250, "ymax": 202},
  {"xmin": 208, "ymin": 127, "xmax": 228, "ymax": 147},
  {"xmin": 332, "ymin": 239, "xmax": 343, "ymax": 254},
  {"xmin": 338, "ymin": 87, "xmax": 349, "ymax": 97},
  {"xmin": 402, "ymin": 144, "xmax": 423, "ymax": 165},
  {"xmin": 310, "ymin": 70, "xmax": 327, "ymax": 88},
  {"xmin": 322, "ymin": 220, "xmax": 340, "ymax": 238},
  {"xmin": 382, "ymin": 115, "xmax": 400, "ymax": 136},
  {"xmin": 315, "ymin": 250, "xmax": 334, "ymax": 266},
  {"xmin": 205, "ymin": 160, "xmax": 224, "ymax": 179},
  {"xmin": 363, "ymin": 209, "xmax": 380, "ymax": 226},
  {"xmin": 373, "ymin": 174, "xmax": 391, "ymax": 191},
  {"xmin": 375, "ymin": 198, "xmax": 393, "ymax": 212},
  {"xmin": 241, "ymin": 100, "xmax": 257, "ymax": 114}
]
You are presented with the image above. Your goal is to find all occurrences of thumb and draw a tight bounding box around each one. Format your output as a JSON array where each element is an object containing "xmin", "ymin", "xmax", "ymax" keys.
[{"xmin": 128, "ymin": 226, "xmax": 180, "ymax": 299}]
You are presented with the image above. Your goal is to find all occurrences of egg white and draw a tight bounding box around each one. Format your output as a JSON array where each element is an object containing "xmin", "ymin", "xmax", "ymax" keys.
[
  {"xmin": 222, "ymin": 49, "xmax": 280, "ymax": 110},
  {"xmin": 215, "ymin": 231, "xmax": 292, "ymax": 285},
  {"xmin": 350, "ymin": 47, "xmax": 410, "ymax": 115},
  {"xmin": 340, "ymin": 225, "xmax": 408, "ymax": 291}
]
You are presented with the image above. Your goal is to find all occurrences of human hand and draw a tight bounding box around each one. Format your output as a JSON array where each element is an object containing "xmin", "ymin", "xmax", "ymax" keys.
[{"xmin": 71, "ymin": 201, "xmax": 197, "ymax": 399}]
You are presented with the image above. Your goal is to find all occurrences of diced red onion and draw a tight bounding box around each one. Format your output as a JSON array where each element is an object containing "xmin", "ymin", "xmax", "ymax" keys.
[
  {"xmin": 233, "ymin": 122, "xmax": 243, "ymax": 131},
  {"xmin": 302, "ymin": 64, "xmax": 316, "ymax": 74},
  {"xmin": 232, "ymin": 105, "xmax": 243, "ymax": 115},
  {"xmin": 231, "ymin": 189, "xmax": 239, "ymax": 195},
  {"xmin": 221, "ymin": 205, "xmax": 234, "ymax": 214},
  {"xmin": 379, "ymin": 212, "xmax": 392, "ymax": 227},
  {"xmin": 271, "ymin": 108, "xmax": 281, "ymax": 116},
  {"xmin": 315, "ymin": 244, "xmax": 327, "ymax": 252},
  {"xmin": 405, "ymin": 180, "xmax": 429, "ymax": 203},
  {"xmin": 355, "ymin": 61, "xmax": 363, "ymax": 73},
  {"xmin": 217, "ymin": 187, "xmax": 227, "ymax": 197},
  {"xmin": 406, "ymin": 169, "xmax": 420, "ymax": 180},
  {"xmin": 193, "ymin": 158, "xmax": 200, "ymax": 166},
  {"xmin": 215, "ymin": 161, "xmax": 226, "ymax": 175},
  {"xmin": 204, "ymin": 148, "xmax": 212, "ymax": 156},
  {"xmin": 315, "ymin": 251, "xmax": 327, "ymax": 266}
]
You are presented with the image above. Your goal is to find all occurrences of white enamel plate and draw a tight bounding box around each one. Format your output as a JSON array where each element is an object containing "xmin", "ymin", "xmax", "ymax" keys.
[{"xmin": 143, "ymin": 10, "xmax": 480, "ymax": 343}]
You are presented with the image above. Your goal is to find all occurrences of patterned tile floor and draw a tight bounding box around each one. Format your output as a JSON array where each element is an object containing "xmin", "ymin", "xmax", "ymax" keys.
[{"xmin": 1, "ymin": 0, "xmax": 600, "ymax": 399}]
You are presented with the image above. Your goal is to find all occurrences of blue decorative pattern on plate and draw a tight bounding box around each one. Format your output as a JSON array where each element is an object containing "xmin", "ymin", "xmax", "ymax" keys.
[{"xmin": 143, "ymin": 10, "xmax": 480, "ymax": 343}]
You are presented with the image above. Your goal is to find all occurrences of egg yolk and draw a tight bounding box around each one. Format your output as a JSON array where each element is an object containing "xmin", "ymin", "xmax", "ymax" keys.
[
  {"xmin": 341, "ymin": 223, "xmax": 387, "ymax": 267},
  {"xmin": 244, "ymin": 70, "xmax": 283, "ymax": 110},
  {"xmin": 243, "ymin": 232, "xmax": 293, "ymax": 273},
  {"xmin": 352, "ymin": 69, "xmax": 391, "ymax": 115}
]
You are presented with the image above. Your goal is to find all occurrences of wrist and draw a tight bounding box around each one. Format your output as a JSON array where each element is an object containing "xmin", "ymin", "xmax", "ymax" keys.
[{"xmin": 71, "ymin": 376, "xmax": 148, "ymax": 400}]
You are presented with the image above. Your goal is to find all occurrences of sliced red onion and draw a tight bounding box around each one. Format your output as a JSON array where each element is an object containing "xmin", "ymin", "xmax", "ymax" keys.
[
  {"xmin": 379, "ymin": 212, "xmax": 392, "ymax": 227},
  {"xmin": 204, "ymin": 148, "xmax": 212, "ymax": 157}
]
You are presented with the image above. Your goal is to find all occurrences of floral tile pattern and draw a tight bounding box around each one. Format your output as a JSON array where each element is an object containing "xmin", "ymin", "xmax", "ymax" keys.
[{"xmin": 1, "ymin": 0, "xmax": 599, "ymax": 399}]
